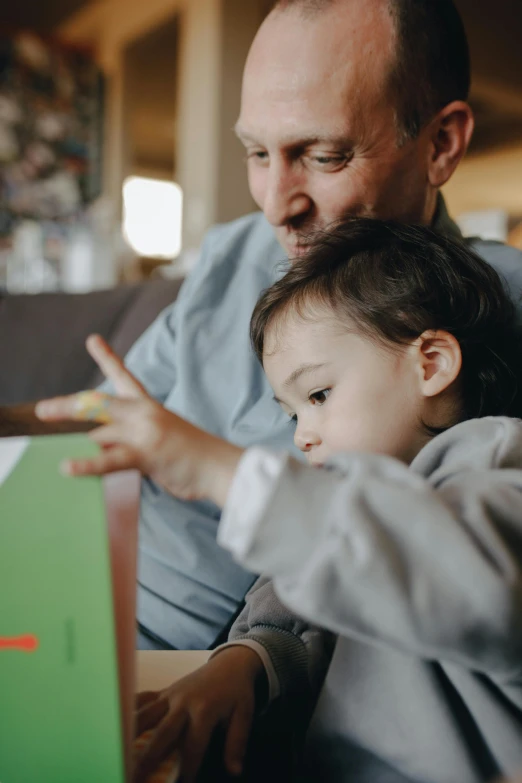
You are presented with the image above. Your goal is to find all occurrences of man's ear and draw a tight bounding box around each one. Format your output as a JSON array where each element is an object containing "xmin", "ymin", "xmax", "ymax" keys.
[
  {"xmin": 415, "ymin": 330, "xmax": 462, "ymax": 398},
  {"xmin": 425, "ymin": 101, "xmax": 475, "ymax": 189}
]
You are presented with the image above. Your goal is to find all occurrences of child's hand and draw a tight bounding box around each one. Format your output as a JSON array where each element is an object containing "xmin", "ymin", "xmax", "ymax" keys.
[
  {"xmin": 133, "ymin": 647, "xmax": 266, "ymax": 783},
  {"xmin": 35, "ymin": 335, "xmax": 243, "ymax": 505}
]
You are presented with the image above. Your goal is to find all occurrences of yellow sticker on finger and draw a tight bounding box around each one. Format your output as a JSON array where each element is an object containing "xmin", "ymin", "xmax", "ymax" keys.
[{"xmin": 73, "ymin": 391, "xmax": 113, "ymax": 424}]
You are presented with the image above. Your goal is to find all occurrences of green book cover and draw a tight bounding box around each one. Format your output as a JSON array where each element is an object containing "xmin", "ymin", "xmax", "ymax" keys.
[{"xmin": 0, "ymin": 434, "xmax": 125, "ymax": 783}]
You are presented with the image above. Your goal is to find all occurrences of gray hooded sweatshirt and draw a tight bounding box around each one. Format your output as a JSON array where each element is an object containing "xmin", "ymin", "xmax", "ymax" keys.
[{"xmin": 217, "ymin": 417, "xmax": 522, "ymax": 783}]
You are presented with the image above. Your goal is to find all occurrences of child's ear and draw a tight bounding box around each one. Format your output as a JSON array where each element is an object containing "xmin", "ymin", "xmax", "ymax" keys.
[{"xmin": 415, "ymin": 330, "xmax": 462, "ymax": 398}]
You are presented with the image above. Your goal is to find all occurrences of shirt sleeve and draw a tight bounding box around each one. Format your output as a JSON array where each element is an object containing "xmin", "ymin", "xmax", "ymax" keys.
[
  {"xmin": 219, "ymin": 419, "xmax": 522, "ymax": 679},
  {"xmin": 98, "ymin": 231, "xmax": 210, "ymax": 403},
  {"xmin": 98, "ymin": 302, "xmax": 180, "ymax": 403}
]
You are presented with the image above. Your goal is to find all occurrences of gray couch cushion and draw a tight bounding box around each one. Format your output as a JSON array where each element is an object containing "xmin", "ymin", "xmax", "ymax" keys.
[{"xmin": 0, "ymin": 278, "xmax": 182, "ymax": 405}]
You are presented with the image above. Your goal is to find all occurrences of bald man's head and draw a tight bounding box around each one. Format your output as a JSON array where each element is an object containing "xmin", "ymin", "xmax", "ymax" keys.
[
  {"xmin": 237, "ymin": 0, "xmax": 473, "ymax": 252},
  {"xmin": 269, "ymin": 0, "xmax": 471, "ymax": 143}
]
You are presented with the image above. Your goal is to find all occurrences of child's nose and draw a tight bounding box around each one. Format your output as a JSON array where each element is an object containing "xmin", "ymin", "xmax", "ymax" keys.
[{"xmin": 294, "ymin": 427, "xmax": 320, "ymax": 453}]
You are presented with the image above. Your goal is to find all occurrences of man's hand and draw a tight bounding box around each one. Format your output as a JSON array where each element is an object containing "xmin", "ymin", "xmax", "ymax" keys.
[
  {"xmin": 133, "ymin": 647, "xmax": 266, "ymax": 783},
  {"xmin": 35, "ymin": 335, "xmax": 243, "ymax": 506}
]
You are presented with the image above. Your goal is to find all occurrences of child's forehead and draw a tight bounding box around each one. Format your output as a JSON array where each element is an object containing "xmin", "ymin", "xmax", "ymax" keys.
[{"xmin": 263, "ymin": 305, "xmax": 351, "ymax": 359}]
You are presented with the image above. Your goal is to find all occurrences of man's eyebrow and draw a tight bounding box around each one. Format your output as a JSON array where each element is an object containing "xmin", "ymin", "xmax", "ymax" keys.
[
  {"xmin": 283, "ymin": 363, "xmax": 327, "ymax": 388},
  {"xmin": 234, "ymin": 125, "xmax": 254, "ymax": 141},
  {"xmin": 234, "ymin": 126, "xmax": 352, "ymax": 149}
]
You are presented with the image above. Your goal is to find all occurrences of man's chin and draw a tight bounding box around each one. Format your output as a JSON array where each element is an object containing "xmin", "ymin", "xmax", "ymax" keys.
[
  {"xmin": 276, "ymin": 227, "xmax": 329, "ymax": 260},
  {"xmin": 279, "ymin": 239, "xmax": 313, "ymax": 261},
  {"xmin": 290, "ymin": 246, "xmax": 312, "ymax": 262}
]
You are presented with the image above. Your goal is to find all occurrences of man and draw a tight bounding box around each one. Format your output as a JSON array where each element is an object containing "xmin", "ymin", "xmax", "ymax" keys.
[{"xmin": 36, "ymin": 0, "xmax": 522, "ymax": 649}]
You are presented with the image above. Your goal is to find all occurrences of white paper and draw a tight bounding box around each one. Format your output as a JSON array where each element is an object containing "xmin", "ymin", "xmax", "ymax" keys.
[{"xmin": 0, "ymin": 438, "xmax": 29, "ymax": 487}]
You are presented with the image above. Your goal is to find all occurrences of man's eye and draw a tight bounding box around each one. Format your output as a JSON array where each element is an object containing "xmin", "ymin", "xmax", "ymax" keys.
[
  {"xmin": 309, "ymin": 389, "xmax": 331, "ymax": 405},
  {"xmin": 308, "ymin": 154, "xmax": 349, "ymax": 172},
  {"xmin": 289, "ymin": 413, "xmax": 298, "ymax": 424},
  {"xmin": 246, "ymin": 150, "xmax": 269, "ymax": 165}
]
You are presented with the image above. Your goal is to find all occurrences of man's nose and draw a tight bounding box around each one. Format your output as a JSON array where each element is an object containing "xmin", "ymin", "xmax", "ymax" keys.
[
  {"xmin": 262, "ymin": 161, "xmax": 312, "ymax": 227},
  {"xmin": 294, "ymin": 425, "xmax": 321, "ymax": 453}
]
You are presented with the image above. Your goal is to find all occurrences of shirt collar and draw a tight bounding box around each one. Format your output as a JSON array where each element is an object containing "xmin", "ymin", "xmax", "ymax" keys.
[{"xmin": 432, "ymin": 193, "xmax": 462, "ymax": 239}]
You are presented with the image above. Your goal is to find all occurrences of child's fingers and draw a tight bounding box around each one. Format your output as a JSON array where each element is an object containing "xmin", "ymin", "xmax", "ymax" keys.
[
  {"xmin": 38, "ymin": 392, "xmax": 138, "ymax": 428},
  {"xmin": 178, "ymin": 719, "xmax": 215, "ymax": 783},
  {"xmin": 135, "ymin": 690, "xmax": 160, "ymax": 714},
  {"xmin": 36, "ymin": 390, "xmax": 116, "ymax": 424},
  {"xmin": 35, "ymin": 393, "xmax": 94, "ymax": 422},
  {"xmin": 61, "ymin": 445, "xmax": 137, "ymax": 477},
  {"xmin": 134, "ymin": 711, "xmax": 188, "ymax": 783},
  {"xmin": 86, "ymin": 335, "xmax": 147, "ymax": 398},
  {"xmin": 89, "ymin": 423, "xmax": 127, "ymax": 446},
  {"xmin": 135, "ymin": 695, "xmax": 169, "ymax": 737},
  {"xmin": 224, "ymin": 703, "xmax": 253, "ymax": 776}
]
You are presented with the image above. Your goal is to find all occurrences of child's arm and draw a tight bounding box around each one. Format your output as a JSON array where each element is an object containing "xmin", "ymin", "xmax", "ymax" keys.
[
  {"xmin": 133, "ymin": 577, "xmax": 335, "ymax": 781},
  {"xmin": 218, "ymin": 420, "xmax": 522, "ymax": 678},
  {"xmin": 224, "ymin": 576, "xmax": 335, "ymax": 714}
]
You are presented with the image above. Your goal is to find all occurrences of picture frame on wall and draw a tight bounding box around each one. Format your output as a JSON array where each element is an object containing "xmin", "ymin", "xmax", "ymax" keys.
[{"xmin": 0, "ymin": 30, "xmax": 104, "ymax": 235}]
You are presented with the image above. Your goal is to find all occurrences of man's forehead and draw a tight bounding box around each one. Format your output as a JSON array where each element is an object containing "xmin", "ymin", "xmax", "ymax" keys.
[
  {"xmin": 241, "ymin": 1, "xmax": 394, "ymax": 132},
  {"xmin": 245, "ymin": 0, "xmax": 394, "ymax": 90},
  {"xmin": 237, "ymin": 77, "xmax": 384, "ymax": 151}
]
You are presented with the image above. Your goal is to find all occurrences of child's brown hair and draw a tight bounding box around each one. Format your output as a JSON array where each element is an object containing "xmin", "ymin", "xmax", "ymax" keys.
[{"xmin": 251, "ymin": 218, "xmax": 521, "ymax": 423}]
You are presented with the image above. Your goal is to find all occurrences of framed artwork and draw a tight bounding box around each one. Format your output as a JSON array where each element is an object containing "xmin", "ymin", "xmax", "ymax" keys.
[{"xmin": 0, "ymin": 31, "xmax": 104, "ymax": 238}]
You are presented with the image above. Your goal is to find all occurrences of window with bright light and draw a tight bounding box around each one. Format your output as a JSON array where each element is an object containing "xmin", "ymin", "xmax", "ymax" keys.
[{"xmin": 123, "ymin": 176, "xmax": 183, "ymax": 258}]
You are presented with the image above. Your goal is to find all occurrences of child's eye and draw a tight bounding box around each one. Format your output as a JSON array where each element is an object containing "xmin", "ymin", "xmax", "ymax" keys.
[{"xmin": 309, "ymin": 389, "xmax": 331, "ymax": 406}]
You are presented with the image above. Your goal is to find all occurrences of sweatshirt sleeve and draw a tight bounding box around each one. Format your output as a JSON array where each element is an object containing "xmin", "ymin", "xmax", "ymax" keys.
[
  {"xmin": 218, "ymin": 417, "xmax": 522, "ymax": 680},
  {"xmin": 215, "ymin": 576, "xmax": 335, "ymax": 709}
]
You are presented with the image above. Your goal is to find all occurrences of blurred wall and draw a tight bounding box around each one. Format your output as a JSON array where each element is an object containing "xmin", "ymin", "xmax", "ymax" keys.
[
  {"xmin": 215, "ymin": 0, "xmax": 264, "ymax": 225},
  {"xmin": 176, "ymin": 0, "xmax": 264, "ymax": 247},
  {"xmin": 123, "ymin": 16, "xmax": 179, "ymax": 181},
  {"xmin": 58, "ymin": 0, "xmax": 266, "ymax": 252},
  {"xmin": 443, "ymin": 0, "xmax": 522, "ymax": 224},
  {"xmin": 443, "ymin": 146, "xmax": 522, "ymax": 218}
]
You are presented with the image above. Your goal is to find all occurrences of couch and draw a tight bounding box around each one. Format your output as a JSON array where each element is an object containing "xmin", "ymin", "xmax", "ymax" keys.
[{"xmin": 0, "ymin": 277, "xmax": 183, "ymax": 406}]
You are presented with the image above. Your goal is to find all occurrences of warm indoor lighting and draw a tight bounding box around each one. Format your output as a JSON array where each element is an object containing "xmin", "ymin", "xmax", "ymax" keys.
[{"xmin": 123, "ymin": 176, "xmax": 183, "ymax": 258}]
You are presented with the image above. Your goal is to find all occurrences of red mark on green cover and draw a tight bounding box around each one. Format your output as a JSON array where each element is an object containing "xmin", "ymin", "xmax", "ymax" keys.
[{"xmin": 0, "ymin": 635, "xmax": 39, "ymax": 652}]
